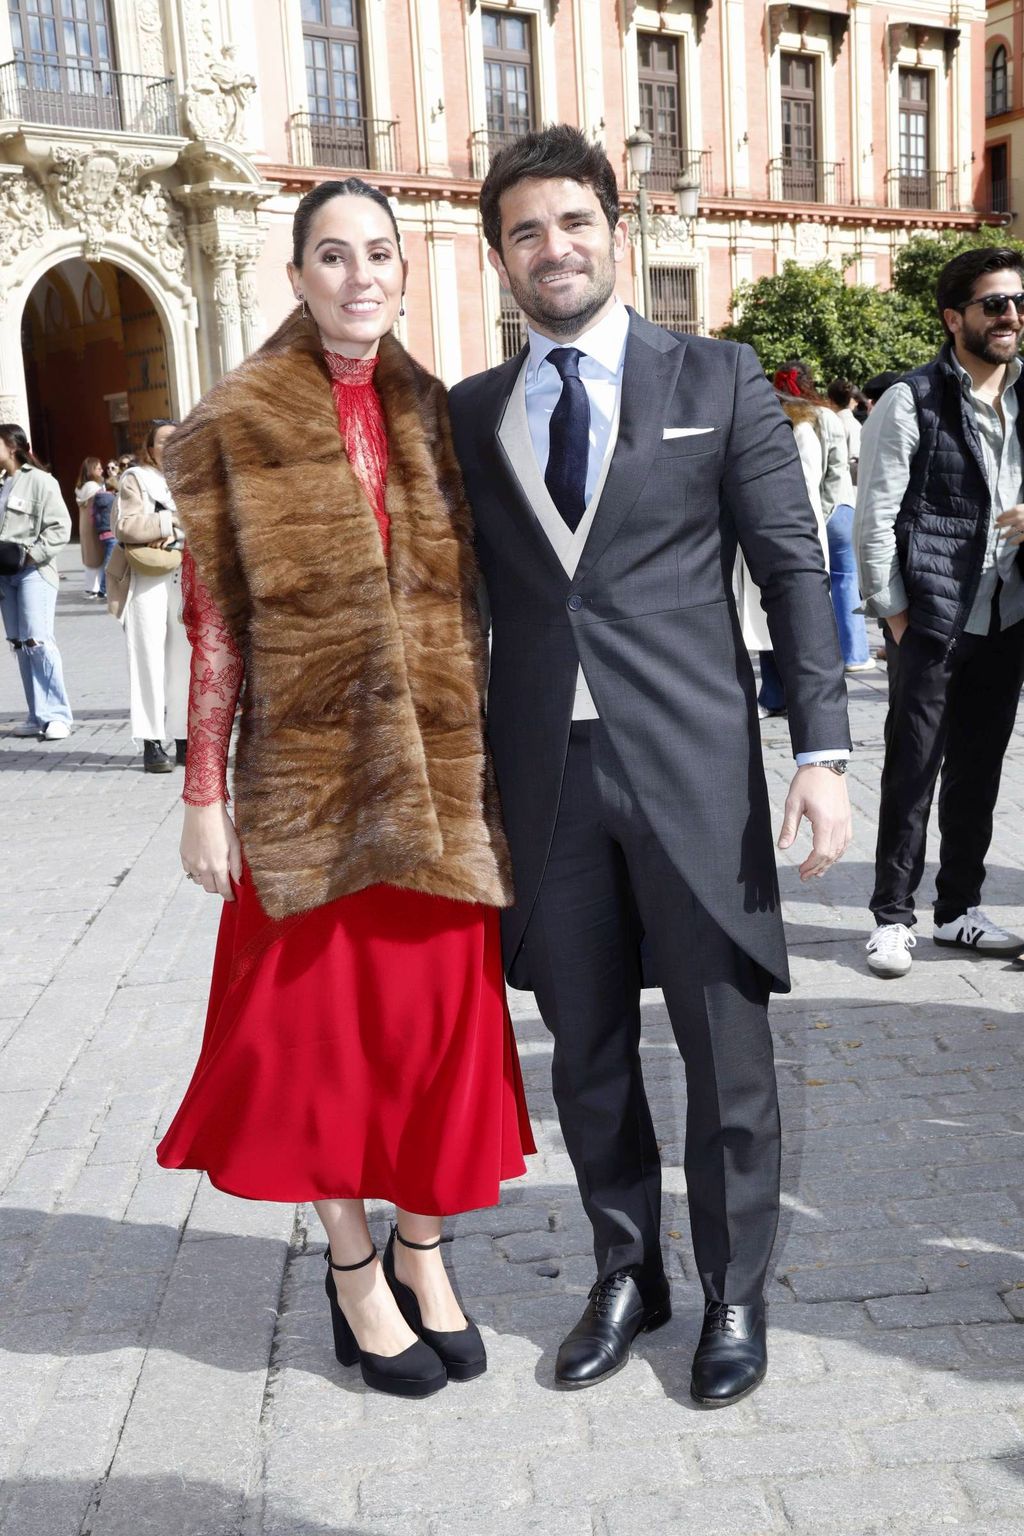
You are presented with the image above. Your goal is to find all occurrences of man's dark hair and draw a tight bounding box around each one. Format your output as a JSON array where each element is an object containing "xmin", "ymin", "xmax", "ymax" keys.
[
  {"xmin": 480, "ymin": 124, "xmax": 620, "ymax": 253},
  {"xmin": 935, "ymin": 247, "xmax": 1023, "ymax": 337},
  {"xmin": 862, "ymin": 371, "xmax": 903, "ymax": 403}
]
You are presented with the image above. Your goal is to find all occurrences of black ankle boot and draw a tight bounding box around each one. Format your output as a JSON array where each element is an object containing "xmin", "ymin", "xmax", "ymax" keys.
[
  {"xmin": 143, "ymin": 739, "xmax": 173, "ymax": 774},
  {"xmin": 324, "ymin": 1247, "xmax": 447, "ymax": 1398},
  {"xmin": 382, "ymin": 1226, "xmax": 487, "ymax": 1381}
]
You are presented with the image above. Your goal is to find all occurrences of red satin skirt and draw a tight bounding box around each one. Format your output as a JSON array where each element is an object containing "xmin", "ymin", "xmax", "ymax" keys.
[{"xmin": 156, "ymin": 873, "xmax": 535, "ymax": 1213}]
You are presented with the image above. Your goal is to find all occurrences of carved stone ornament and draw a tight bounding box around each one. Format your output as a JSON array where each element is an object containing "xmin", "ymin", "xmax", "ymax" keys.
[
  {"xmin": 184, "ymin": 43, "xmax": 257, "ymax": 144},
  {"xmin": 795, "ymin": 220, "xmax": 826, "ymax": 261},
  {"xmin": 137, "ymin": 0, "xmax": 167, "ymax": 78},
  {"xmin": 47, "ymin": 146, "xmax": 186, "ymax": 274},
  {"xmin": 0, "ymin": 172, "xmax": 49, "ymax": 266}
]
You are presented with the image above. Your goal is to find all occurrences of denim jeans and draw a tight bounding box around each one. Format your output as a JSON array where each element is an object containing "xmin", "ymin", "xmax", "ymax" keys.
[
  {"xmin": 825, "ymin": 503, "xmax": 870, "ymax": 667},
  {"xmin": 757, "ymin": 652, "xmax": 787, "ymax": 712},
  {"xmin": 99, "ymin": 537, "xmax": 116, "ymax": 598},
  {"xmin": 0, "ymin": 564, "xmax": 74, "ymax": 727}
]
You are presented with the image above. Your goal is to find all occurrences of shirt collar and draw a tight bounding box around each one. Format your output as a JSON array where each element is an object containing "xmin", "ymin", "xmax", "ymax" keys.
[
  {"xmin": 950, "ymin": 347, "xmax": 1022, "ymax": 397},
  {"xmin": 525, "ymin": 300, "xmax": 630, "ymax": 384}
]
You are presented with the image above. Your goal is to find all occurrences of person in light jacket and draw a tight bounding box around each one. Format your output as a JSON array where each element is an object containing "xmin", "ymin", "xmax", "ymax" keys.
[
  {"xmin": 0, "ymin": 424, "xmax": 74, "ymax": 740},
  {"xmin": 110, "ymin": 419, "xmax": 189, "ymax": 774}
]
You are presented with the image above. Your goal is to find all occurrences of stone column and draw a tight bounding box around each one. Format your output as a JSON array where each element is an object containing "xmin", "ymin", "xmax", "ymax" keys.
[
  {"xmin": 237, "ymin": 255, "xmax": 262, "ymax": 358},
  {"xmin": 211, "ymin": 250, "xmax": 244, "ymax": 374}
]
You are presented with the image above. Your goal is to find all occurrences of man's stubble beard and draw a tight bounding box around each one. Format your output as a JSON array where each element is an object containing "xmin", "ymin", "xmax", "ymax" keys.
[{"xmin": 504, "ymin": 241, "xmax": 618, "ymax": 339}]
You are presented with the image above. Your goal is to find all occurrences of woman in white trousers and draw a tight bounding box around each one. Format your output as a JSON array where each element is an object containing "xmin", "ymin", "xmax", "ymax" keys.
[{"xmin": 114, "ymin": 422, "xmax": 190, "ymax": 774}]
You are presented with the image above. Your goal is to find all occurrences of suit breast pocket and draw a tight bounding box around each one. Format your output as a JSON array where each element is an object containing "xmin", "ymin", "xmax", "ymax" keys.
[{"xmin": 657, "ymin": 435, "xmax": 720, "ymax": 460}]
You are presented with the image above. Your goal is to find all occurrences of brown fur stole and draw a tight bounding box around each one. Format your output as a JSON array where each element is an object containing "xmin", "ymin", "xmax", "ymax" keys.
[{"xmin": 165, "ymin": 310, "xmax": 512, "ymax": 919}]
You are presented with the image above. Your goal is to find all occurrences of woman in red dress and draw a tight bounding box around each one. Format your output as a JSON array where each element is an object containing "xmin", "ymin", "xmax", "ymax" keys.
[{"xmin": 157, "ymin": 179, "xmax": 534, "ymax": 1400}]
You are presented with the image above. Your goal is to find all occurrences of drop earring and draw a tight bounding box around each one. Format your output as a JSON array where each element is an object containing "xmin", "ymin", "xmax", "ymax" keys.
[
  {"xmin": 298, "ymin": 295, "xmax": 307, "ymax": 318},
  {"xmin": 399, "ymin": 293, "xmax": 405, "ymax": 317}
]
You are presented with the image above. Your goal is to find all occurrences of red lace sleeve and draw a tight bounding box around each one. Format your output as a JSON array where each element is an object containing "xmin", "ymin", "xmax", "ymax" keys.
[{"xmin": 181, "ymin": 547, "xmax": 244, "ymax": 807}]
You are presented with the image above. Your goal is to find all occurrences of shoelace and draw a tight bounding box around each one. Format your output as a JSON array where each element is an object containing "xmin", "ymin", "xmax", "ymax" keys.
[
  {"xmin": 705, "ymin": 1302, "xmax": 737, "ymax": 1332},
  {"xmin": 589, "ymin": 1272, "xmax": 635, "ymax": 1318},
  {"xmin": 867, "ymin": 924, "xmax": 916, "ymax": 955}
]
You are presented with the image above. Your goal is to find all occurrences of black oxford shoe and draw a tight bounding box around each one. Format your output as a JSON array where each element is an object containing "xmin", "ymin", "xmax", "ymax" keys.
[
  {"xmin": 690, "ymin": 1299, "xmax": 767, "ymax": 1408},
  {"xmin": 555, "ymin": 1268, "xmax": 671, "ymax": 1389}
]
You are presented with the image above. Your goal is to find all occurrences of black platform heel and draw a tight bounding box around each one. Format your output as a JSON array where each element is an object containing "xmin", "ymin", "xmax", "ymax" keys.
[
  {"xmin": 382, "ymin": 1226, "xmax": 487, "ymax": 1382},
  {"xmin": 324, "ymin": 1246, "xmax": 447, "ymax": 1398}
]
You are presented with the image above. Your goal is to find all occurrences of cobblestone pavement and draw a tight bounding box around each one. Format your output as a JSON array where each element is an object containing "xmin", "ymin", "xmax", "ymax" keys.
[{"xmin": 2, "ymin": 557, "xmax": 1024, "ymax": 1536}]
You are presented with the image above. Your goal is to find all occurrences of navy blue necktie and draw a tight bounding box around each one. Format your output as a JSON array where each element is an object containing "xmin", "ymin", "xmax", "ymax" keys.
[{"xmin": 544, "ymin": 347, "xmax": 590, "ymax": 532}]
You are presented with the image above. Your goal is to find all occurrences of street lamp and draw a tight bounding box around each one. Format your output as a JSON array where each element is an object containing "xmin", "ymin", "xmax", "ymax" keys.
[
  {"xmin": 626, "ymin": 128, "xmax": 654, "ymax": 318},
  {"xmin": 673, "ymin": 173, "xmax": 701, "ymax": 238}
]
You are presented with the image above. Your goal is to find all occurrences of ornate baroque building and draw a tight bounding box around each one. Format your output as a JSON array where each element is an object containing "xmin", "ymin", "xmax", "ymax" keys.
[
  {"xmin": 0, "ymin": 0, "xmax": 988, "ymax": 506},
  {"xmin": 985, "ymin": 0, "xmax": 1022, "ymax": 224}
]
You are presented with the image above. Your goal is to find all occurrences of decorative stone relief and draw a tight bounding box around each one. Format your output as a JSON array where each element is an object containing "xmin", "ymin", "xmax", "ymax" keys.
[
  {"xmin": 795, "ymin": 220, "xmax": 826, "ymax": 261},
  {"xmin": 184, "ymin": 44, "xmax": 257, "ymax": 144},
  {"xmin": 47, "ymin": 146, "xmax": 186, "ymax": 275},
  {"xmin": 137, "ymin": 0, "xmax": 168, "ymax": 78},
  {"xmin": 0, "ymin": 173, "xmax": 49, "ymax": 267},
  {"xmin": 184, "ymin": 0, "xmax": 218, "ymax": 74}
]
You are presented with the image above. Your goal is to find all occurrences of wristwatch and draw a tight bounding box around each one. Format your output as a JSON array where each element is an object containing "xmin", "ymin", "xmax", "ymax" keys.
[{"xmin": 810, "ymin": 758, "xmax": 849, "ymax": 776}]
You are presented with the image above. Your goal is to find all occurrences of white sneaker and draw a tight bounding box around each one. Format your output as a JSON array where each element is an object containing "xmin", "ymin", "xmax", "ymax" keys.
[
  {"xmin": 41, "ymin": 720, "xmax": 71, "ymax": 741},
  {"xmin": 933, "ymin": 907, "xmax": 1024, "ymax": 957},
  {"xmin": 10, "ymin": 720, "xmax": 41, "ymax": 737},
  {"xmin": 866, "ymin": 923, "xmax": 916, "ymax": 978},
  {"xmin": 845, "ymin": 659, "xmax": 877, "ymax": 673}
]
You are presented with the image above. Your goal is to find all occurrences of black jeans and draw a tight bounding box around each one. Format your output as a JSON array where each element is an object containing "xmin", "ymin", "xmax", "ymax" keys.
[
  {"xmin": 871, "ymin": 618, "xmax": 1024, "ymax": 927},
  {"xmin": 522, "ymin": 721, "xmax": 780, "ymax": 1306}
]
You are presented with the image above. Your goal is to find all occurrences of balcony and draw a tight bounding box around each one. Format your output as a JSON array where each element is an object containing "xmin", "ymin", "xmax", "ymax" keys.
[
  {"xmin": 470, "ymin": 128, "xmax": 525, "ymax": 179},
  {"xmin": 768, "ymin": 156, "xmax": 846, "ymax": 205},
  {"xmin": 290, "ymin": 110, "xmax": 400, "ymax": 174},
  {"xmin": 0, "ymin": 59, "xmax": 177, "ymax": 136},
  {"xmin": 885, "ymin": 168, "xmax": 961, "ymax": 212},
  {"xmin": 647, "ymin": 146, "xmax": 712, "ymax": 196}
]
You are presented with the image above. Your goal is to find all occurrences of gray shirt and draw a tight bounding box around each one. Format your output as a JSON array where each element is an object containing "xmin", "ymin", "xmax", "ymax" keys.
[{"xmin": 854, "ymin": 352, "xmax": 1024, "ymax": 636}]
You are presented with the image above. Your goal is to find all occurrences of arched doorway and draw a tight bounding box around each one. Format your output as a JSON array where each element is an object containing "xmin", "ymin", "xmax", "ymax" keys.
[{"xmin": 21, "ymin": 259, "xmax": 172, "ymax": 534}]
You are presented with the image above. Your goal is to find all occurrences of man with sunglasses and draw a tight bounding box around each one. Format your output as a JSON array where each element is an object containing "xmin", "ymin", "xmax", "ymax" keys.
[{"xmin": 854, "ymin": 247, "xmax": 1024, "ymax": 977}]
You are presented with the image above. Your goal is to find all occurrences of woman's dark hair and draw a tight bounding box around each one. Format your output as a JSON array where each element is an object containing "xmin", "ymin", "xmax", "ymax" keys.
[
  {"xmin": 935, "ymin": 247, "xmax": 1024, "ymax": 337},
  {"xmin": 480, "ymin": 124, "xmax": 620, "ymax": 253},
  {"xmin": 138, "ymin": 418, "xmax": 179, "ymax": 467},
  {"xmin": 0, "ymin": 424, "xmax": 46, "ymax": 470},
  {"xmin": 291, "ymin": 178, "xmax": 402, "ymax": 268},
  {"xmin": 773, "ymin": 360, "xmax": 826, "ymax": 407},
  {"xmin": 826, "ymin": 379, "xmax": 855, "ymax": 410},
  {"xmin": 77, "ymin": 455, "xmax": 103, "ymax": 488}
]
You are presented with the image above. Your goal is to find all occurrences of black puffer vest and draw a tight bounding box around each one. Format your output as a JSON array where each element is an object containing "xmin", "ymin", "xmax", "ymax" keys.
[{"xmin": 896, "ymin": 343, "xmax": 1024, "ymax": 651}]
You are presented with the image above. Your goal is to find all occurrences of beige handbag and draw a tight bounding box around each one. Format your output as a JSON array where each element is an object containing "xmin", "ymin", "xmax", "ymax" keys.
[
  {"xmin": 124, "ymin": 543, "xmax": 183, "ymax": 576},
  {"xmin": 105, "ymin": 544, "xmax": 131, "ymax": 618}
]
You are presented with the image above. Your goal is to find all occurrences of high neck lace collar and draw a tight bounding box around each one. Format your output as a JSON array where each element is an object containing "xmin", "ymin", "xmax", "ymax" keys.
[{"xmin": 324, "ymin": 351, "xmax": 379, "ymax": 386}]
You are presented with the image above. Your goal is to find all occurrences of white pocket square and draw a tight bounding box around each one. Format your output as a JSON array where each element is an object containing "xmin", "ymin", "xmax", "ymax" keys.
[{"xmin": 662, "ymin": 426, "xmax": 715, "ymax": 438}]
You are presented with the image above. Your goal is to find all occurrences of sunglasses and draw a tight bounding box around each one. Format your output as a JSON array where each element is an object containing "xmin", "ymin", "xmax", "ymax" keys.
[{"xmin": 960, "ymin": 292, "xmax": 1024, "ymax": 317}]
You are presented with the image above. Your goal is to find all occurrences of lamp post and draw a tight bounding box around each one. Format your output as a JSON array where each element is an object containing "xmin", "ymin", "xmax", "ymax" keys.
[{"xmin": 626, "ymin": 128, "xmax": 654, "ymax": 318}]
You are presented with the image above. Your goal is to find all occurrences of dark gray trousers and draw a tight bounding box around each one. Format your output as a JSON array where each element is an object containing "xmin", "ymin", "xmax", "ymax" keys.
[{"xmin": 521, "ymin": 720, "xmax": 781, "ymax": 1306}]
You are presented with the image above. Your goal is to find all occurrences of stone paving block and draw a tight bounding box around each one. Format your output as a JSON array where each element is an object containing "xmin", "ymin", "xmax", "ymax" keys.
[
  {"xmin": 865, "ymin": 1286, "xmax": 1011, "ymax": 1329},
  {"xmin": 954, "ymin": 1456, "xmax": 1024, "ymax": 1518},
  {"xmin": 862, "ymin": 1410, "xmax": 1024, "ymax": 1467},
  {"xmin": 358, "ymin": 1452, "xmax": 532, "ymax": 1522},
  {"xmin": 602, "ymin": 1484, "xmax": 777, "ymax": 1536},
  {"xmin": 428, "ymin": 1505, "xmax": 597, "ymax": 1536},
  {"xmin": 779, "ymin": 1465, "xmax": 970, "ymax": 1532},
  {"xmin": 817, "ymin": 1327, "xmax": 974, "ymax": 1374},
  {"xmin": 960, "ymin": 1323, "xmax": 1024, "ymax": 1363},
  {"xmin": 782, "ymin": 1261, "xmax": 927, "ymax": 1303},
  {"xmin": 753, "ymin": 1372, "xmax": 928, "ymax": 1431},
  {"xmin": 696, "ymin": 1425, "xmax": 860, "ymax": 1482},
  {"xmin": 529, "ymin": 1440, "xmax": 698, "ymax": 1507}
]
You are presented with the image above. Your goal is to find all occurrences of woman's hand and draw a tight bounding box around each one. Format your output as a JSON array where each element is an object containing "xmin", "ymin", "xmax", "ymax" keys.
[
  {"xmin": 181, "ymin": 801, "xmax": 242, "ymax": 900},
  {"xmin": 996, "ymin": 503, "xmax": 1024, "ymax": 547}
]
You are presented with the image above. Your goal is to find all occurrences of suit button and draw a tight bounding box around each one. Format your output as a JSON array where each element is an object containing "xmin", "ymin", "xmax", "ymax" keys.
[{"xmin": 567, "ymin": 594, "xmax": 583, "ymax": 611}]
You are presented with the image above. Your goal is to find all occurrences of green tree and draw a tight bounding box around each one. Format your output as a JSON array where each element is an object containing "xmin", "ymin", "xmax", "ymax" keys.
[
  {"xmin": 892, "ymin": 230, "xmax": 1024, "ymax": 314},
  {"xmin": 715, "ymin": 259, "xmax": 933, "ymax": 384}
]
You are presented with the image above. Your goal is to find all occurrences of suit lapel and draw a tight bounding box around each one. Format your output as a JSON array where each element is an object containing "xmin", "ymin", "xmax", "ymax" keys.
[
  {"xmin": 573, "ymin": 312, "xmax": 687, "ymax": 585},
  {"xmin": 482, "ymin": 349, "xmax": 573, "ymax": 586}
]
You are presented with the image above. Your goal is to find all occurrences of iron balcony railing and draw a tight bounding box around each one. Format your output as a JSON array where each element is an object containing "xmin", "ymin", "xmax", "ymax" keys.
[
  {"xmin": 0, "ymin": 58, "xmax": 177, "ymax": 135},
  {"xmin": 646, "ymin": 146, "xmax": 712, "ymax": 196},
  {"xmin": 290, "ymin": 110, "xmax": 400, "ymax": 173},
  {"xmin": 769, "ymin": 156, "xmax": 846, "ymax": 205},
  {"xmin": 886, "ymin": 168, "xmax": 961, "ymax": 212},
  {"xmin": 470, "ymin": 127, "xmax": 528, "ymax": 179}
]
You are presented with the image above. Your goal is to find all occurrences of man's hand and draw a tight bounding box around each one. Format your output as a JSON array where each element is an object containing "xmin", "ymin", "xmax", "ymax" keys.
[
  {"xmin": 996, "ymin": 503, "xmax": 1024, "ymax": 547},
  {"xmin": 884, "ymin": 609, "xmax": 909, "ymax": 645},
  {"xmin": 778, "ymin": 765, "xmax": 853, "ymax": 881}
]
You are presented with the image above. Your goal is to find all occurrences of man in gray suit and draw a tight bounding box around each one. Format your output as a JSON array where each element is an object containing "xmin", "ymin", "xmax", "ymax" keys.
[{"xmin": 449, "ymin": 126, "xmax": 852, "ymax": 1406}]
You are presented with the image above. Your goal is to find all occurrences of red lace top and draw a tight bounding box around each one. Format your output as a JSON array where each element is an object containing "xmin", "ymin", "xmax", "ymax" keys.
[{"xmin": 182, "ymin": 352, "xmax": 388, "ymax": 807}]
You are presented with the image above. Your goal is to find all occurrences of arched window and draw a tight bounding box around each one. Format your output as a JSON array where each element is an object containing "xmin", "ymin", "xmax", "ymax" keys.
[{"xmin": 989, "ymin": 45, "xmax": 1009, "ymax": 116}]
